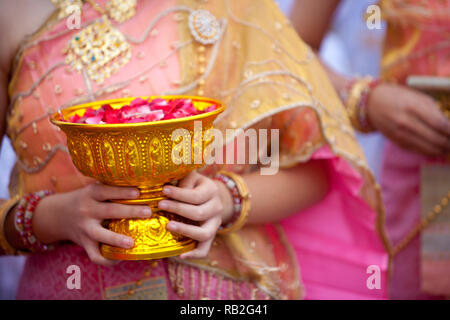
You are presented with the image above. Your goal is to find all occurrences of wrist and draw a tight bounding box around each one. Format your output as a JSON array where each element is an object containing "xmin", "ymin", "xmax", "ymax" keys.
[
  {"xmin": 346, "ymin": 77, "xmax": 381, "ymax": 133},
  {"xmin": 366, "ymin": 82, "xmax": 387, "ymax": 131},
  {"xmin": 212, "ymin": 171, "xmax": 251, "ymax": 235},
  {"xmin": 214, "ymin": 180, "xmax": 234, "ymax": 225},
  {"xmin": 32, "ymin": 194, "xmax": 63, "ymax": 244}
]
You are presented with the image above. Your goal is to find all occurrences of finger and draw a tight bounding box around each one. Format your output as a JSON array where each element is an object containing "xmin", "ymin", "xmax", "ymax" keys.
[
  {"xmin": 405, "ymin": 115, "xmax": 450, "ymax": 152},
  {"xmin": 95, "ymin": 203, "xmax": 152, "ymax": 220},
  {"xmin": 83, "ymin": 239, "xmax": 119, "ymax": 267},
  {"xmin": 179, "ymin": 238, "xmax": 214, "ymax": 260},
  {"xmin": 158, "ymin": 199, "xmax": 216, "ymax": 221},
  {"xmin": 162, "ymin": 181, "xmax": 214, "ymax": 205},
  {"xmin": 178, "ymin": 171, "xmax": 201, "ymax": 189},
  {"xmin": 409, "ymin": 101, "xmax": 450, "ymax": 137},
  {"xmin": 90, "ymin": 184, "xmax": 140, "ymax": 202},
  {"xmin": 395, "ymin": 129, "xmax": 443, "ymax": 156},
  {"xmin": 85, "ymin": 221, "xmax": 135, "ymax": 249},
  {"xmin": 167, "ymin": 216, "xmax": 220, "ymax": 242}
]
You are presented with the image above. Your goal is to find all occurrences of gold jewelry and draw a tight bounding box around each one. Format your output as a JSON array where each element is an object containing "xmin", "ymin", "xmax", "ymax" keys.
[
  {"xmin": 215, "ymin": 171, "xmax": 251, "ymax": 235},
  {"xmin": 345, "ymin": 76, "xmax": 379, "ymax": 133},
  {"xmin": 0, "ymin": 195, "xmax": 21, "ymax": 255},
  {"xmin": 62, "ymin": 15, "xmax": 132, "ymax": 84},
  {"xmin": 58, "ymin": 0, "xmax": 137, "ymax": 84}
]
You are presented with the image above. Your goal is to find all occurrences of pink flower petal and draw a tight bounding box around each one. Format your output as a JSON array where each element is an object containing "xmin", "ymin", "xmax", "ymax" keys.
[
  {"xmin": 129, "ymin": 98, "xmax": 149, "ymax": 108},
  {"xmin": 85, "ymin": 115, "xmax": 103, "ymax": 124}
]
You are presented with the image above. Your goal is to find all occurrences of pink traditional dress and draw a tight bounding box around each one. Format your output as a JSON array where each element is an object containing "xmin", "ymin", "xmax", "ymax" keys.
[
  {"xmin": 2, "ymin": 0, "xmax": 388, "ymax": 299},
  {"xmin": 379, "ymin": 0, "xmax": 450, "ymax": 299}
]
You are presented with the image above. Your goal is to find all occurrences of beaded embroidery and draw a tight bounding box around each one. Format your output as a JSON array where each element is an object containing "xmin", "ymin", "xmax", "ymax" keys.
[
  {"xmin": 105, "ymin": 0, "xmax": 137, "ymax": 24},
  {"xmin": 53, "ymin": 0, "xmax": 137, "ymax": 23},
  {"xmin": 51, "ymin": 0, "xmax": 83, "ymax": 19},
  {"xmin": 63, "ymin": 16, "xmax": 131, "ymax": 84}
]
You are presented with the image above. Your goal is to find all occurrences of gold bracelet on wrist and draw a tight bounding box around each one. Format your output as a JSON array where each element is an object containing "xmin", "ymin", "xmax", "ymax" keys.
[
  {"xmin": 346, "ymin": 76, "xmax": 379, "ymax": 133},
  {"xmin": 0, "ymin": 195, "xmax": 21, "ymax": 255},
  {"xmin": 214, "ymin": 171, "xmax": 251, "ymax": 235}
]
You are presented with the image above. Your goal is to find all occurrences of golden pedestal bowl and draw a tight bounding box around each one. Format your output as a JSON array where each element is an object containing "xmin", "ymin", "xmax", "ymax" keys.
[{"xmin": 51, "ymin": 96, "xmax": 224, "ymax": 260}]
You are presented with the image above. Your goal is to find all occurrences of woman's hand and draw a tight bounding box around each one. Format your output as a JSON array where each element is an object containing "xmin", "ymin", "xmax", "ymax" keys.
[
  {"xmin": 367, "ymin": 83, "xmax": 450, "ymax": 156},
  {"xmin": 33, "ymin": 183, "xmax": 152, "ymax": 266},
  {"xmin": 159, "ymin": 171, "xmax": 234, "ymax": 260}
]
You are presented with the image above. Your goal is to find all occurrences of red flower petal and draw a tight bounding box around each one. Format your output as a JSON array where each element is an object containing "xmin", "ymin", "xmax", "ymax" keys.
[
  {"xmin": 129, "ymin": 98, "xmax": 149, "ymax": 108},
  {"xmin": 144, "ymin": 110, "xmax": 165, "ymax": 121},
  {"xmin": 69, "ymin": 114, "xmax": 81, "ymax": 123},
  {"xmin": 84, "ymin": 108, "xmax": 97, "ymax": 117}
]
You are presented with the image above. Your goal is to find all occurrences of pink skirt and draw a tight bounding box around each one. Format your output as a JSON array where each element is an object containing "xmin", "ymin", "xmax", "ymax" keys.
[{"xmin": 282, "ymin": 146, "xmax": 389, "ymax": 299}]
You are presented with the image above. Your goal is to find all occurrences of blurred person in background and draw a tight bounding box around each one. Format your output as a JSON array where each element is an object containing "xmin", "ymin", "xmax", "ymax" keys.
[
  {"xmin": 290, "ymin": 0, "xmax": 450, "ymax": 299},
  {"xmin": 277, "ymin": 0, "xmax": 385, "ymax": 179}
]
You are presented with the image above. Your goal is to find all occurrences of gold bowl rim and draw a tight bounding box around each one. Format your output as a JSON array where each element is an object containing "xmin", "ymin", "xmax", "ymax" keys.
[{"xmin": 50, "ymin": 95, "xmax": 224, "ymax": 130}]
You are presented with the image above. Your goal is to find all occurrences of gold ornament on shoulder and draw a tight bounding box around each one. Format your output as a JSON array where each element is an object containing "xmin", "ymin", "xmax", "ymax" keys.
[{"xmin": 188, "ymin": 9, "xmax": 221, "ymax": 45}]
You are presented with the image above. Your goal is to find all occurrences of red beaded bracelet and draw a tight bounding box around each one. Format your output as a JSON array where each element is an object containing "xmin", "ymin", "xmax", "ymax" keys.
[
  {"xmin": 213, "ymin": 173, "xmax": 241, "ymax": 228},
  {"xmin": 14, "ymin": 190, "xmax": 55, "ymax": 253},
  {"xmin": 212, "ymin": 171, "xmax": 251, "ymax": 234}
]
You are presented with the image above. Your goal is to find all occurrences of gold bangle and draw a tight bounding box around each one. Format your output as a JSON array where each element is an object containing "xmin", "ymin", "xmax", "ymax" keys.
[
  {"xmin": 216, "ymin": 171, "xmax": 251, "ymax": 235},
  {"xmin": 0, "ymin": 195, "xmax": 20, "ymax": 255},
  {"xmin": 346, "ymin": 77, "xmax": 375, "ymax": 133}
]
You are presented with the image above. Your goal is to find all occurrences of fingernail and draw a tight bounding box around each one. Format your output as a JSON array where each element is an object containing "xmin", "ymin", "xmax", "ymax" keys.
[
  {"xmin": 159, "ymin": 201, "xmax": 169, "ymax": 210},
  {"xmin": 141, "ymin": 207, "xmax": 152, "ymax": 217},
  {"xmin": 167, "ymin": 221, "xmax": 177, "ymax": 230},
  {"xmin": 130, "ymin": 189, "xmax": 140, "ymax": 198},
  {"xmin": 123, "ymin": 238, "xmax": 134, "ymax": 248},
  {"xmin": 162, "ymin": 187, "xmax": 171, "ymax": 195}
]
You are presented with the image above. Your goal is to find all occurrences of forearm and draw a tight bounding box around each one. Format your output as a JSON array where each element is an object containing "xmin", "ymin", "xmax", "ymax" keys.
[
  {"xmin": 289, "ymin": 0, "xmax": 351, "ymax": 98},
  {"xmin": 290, "ymin": 0, "xmax": 340, "ymax": 51},
  {"xmin": 319, "ymin": 59, "xmax": 353, "ymax": 101},
  {"xmin": 242, "ymin": 160, "xmax": 329, "ymax": 224}
]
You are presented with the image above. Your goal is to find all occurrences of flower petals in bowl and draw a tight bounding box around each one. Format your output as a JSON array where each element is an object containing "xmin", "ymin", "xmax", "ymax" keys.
[{"xmin": 66, "ymin": 97, "xmax": 217, "ymax": 125}]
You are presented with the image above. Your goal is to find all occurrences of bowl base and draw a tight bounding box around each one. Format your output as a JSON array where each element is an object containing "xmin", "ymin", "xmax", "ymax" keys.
[{"xmin": 101, "ymin": 239, "xmax": 197, "ymax": 260}]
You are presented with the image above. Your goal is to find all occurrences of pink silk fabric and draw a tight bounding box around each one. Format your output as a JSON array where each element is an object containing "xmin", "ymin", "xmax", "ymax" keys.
[{"xmin": 282, "ymin": 146, "xmax": 389, "ymax": 300}]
